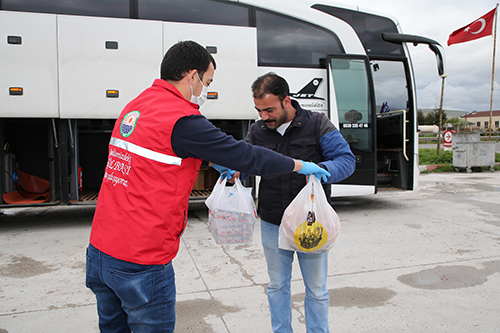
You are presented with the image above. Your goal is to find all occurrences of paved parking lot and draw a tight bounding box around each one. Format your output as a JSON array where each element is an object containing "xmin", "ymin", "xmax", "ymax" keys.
[{"xmin": 1, "ymin": 171, "xmax": 500, "ymax": 332}]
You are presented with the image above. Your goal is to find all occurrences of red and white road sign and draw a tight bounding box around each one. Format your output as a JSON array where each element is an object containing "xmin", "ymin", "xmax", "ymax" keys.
[{"xmin": 443, "ymin": 130, "xmax": 455, "ymax": 148}]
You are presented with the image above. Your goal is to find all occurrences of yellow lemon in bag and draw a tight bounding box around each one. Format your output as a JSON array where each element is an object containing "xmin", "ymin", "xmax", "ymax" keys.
[{"xmin": 293, "ymin": 211, "xmax": 328, "ymax": 251}]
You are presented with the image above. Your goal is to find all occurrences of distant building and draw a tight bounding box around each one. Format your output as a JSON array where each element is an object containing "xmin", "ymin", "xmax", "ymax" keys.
[
  {"xmin": 419, "ymin": 108, "xmax": 469, "ymax": 119},
  {"xmin": 461, "ymin": 111, "xmax": 500, "ymax": 130}
]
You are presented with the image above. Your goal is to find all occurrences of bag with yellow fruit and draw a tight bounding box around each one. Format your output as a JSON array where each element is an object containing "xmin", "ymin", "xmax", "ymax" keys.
[{"xmin": 278, "ymin": 175, "xmax": 340, "ymax": 253}]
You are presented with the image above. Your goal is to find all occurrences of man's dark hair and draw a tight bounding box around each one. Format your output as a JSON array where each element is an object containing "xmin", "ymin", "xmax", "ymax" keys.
[
  {"xmin": 251, "ymin": 72, "xmax": 290, "ymax": 102},
  {"xmin": 160, "ymin": 40, "xmax": 216, "ymax": 81}
]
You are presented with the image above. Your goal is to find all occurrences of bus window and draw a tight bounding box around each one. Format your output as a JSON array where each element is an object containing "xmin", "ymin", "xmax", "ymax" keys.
[
  {"xmin": 371, "ymin": 61, "xmax": 408, "ymax": 112},
  {"xmin": 1, "ymin": 0, "xmax": 129, "ymax": 18},
  {"xmin": 330, "ymin": 57, "xmax": 373, "ymax": 153},
  {"xmin": 138, "ymin": 0, "xmax": 249, "ymax": 26},
  {"xmin": 256, "ymin": 10, "xmax": 342, "ymax": 67},
  {"xmin": 312, "ymin": 5, "xmax": 403, "ymax": 57}
]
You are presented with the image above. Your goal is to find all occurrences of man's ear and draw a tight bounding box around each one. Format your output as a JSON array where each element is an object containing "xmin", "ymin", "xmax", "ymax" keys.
[
  {"xmin": 283, "ymin": 95, "xmax": 292, "ymax": 108},
  {"xmin": 184, "ymin": 69, "xmax": 197, "ymax": 84}
]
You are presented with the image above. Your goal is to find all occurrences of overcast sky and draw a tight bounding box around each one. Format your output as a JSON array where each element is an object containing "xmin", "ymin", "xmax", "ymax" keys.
[{"xmin": 332, "ymin": 0, "xmax": 499, "ymax": 112}]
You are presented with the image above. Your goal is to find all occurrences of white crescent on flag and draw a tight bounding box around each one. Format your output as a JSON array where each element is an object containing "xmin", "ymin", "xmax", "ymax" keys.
[{"xmin": 470, "ymin": 18, "xmax": 486, "ymax": 34}]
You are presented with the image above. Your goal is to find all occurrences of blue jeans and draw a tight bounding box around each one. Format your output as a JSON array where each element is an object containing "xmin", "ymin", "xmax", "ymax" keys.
[
  {"xmin": 86, "ymin": 244, "xmax": 176, "ymax": 333},
  {"xmin": 261, "ymin": 220, "xmax": 330, "ymax": 333}
]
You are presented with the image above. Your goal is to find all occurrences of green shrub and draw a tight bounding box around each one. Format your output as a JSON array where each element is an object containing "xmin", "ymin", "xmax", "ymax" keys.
[{"xmin": 419, "ymin": 149, "xmax": 453, "ymax": 165}]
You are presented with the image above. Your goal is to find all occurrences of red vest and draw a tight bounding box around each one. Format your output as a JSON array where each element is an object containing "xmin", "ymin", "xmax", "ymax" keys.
[{"xmin": 90, "ymin": 79, "xmax": 202, "ymax": 265}]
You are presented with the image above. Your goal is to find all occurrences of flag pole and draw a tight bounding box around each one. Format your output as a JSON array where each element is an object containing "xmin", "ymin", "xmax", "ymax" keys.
[
  {"xmin": 437, "ymin": 76, "xmax": 446, "ymax": 155},
  {"xmin": 489, "ymin": 3, "xmax": 498, "ymax": 141}
]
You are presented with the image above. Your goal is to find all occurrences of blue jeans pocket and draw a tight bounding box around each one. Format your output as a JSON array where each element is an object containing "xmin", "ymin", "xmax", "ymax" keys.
[
  {"xmin": 110, "ymin": 267, "xmax": 155, "ymax": 310},
  {"xmin": 85, "ymin": 253, "xmax": 95, "ymax": 289}
]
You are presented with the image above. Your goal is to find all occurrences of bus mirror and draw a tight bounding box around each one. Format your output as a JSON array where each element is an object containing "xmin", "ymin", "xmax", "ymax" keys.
[
  {"xmin": 382, "ymin": 33, "xmax": 447, "ymax": 78},
  {"xmin": 428, "ymin": 43, "xmax": 447, "ymax": 78}
]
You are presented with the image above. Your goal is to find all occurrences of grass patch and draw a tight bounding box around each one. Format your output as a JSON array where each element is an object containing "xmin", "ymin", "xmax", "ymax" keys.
[
  {"xmin": 419, "ymin": 149, "xmax": 500, "ymax": 174},
  {"xmin": 419, "ymin": 149, "xmax": 500, "ymax": 165},
  {"xmin": 419, "ymin": 148, "xmax": 453, "ymax": 165}
]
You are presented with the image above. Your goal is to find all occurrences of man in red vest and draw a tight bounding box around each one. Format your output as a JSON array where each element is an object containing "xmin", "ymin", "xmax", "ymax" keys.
[{"xmin": 86, "ymin": 40, "xmax": 329, "ymax": 333}]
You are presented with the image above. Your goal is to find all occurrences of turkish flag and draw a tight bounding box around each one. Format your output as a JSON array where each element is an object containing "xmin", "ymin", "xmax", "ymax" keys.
[{"xmin": 448, "ymin": 8, "xmax": 496, "ymax": 46}]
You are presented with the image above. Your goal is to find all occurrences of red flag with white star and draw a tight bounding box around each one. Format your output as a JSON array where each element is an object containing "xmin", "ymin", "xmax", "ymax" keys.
[{"xmin": 448, "ymin": 8, "xmax": 496, "ymax": 46}]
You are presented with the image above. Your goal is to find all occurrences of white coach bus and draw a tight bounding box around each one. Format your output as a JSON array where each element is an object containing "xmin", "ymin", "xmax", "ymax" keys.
[{"xmin": 0, "ymin": 0, "xmax": 445, "ymax": 206}]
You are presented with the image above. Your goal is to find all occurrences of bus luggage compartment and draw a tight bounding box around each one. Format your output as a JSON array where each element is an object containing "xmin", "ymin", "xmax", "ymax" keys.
[{"xmin": 0, "ymin": 119, "xmax": 57, "ymax": 206}]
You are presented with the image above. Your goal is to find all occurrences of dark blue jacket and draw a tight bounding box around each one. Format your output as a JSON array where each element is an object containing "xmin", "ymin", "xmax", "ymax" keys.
[
  {"xmin": 171, "ymin": 115, "xmax": 294, "ymax": 175},
  {"xmin": 245, "ymin": 100, "xmax": 355, "ymax": 225}
]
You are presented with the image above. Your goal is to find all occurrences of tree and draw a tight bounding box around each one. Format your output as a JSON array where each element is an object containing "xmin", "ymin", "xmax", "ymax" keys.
[
  {"xmin": 425, "ymin": 107, "xmax": 447, "ymax": 126},
  {"xmin": 447, "ymin": 117, "xmax": 469, "ymax": 131},
  {"xmin": 417, "ymin": 109, "xmax": 426, "ymax": 125}
]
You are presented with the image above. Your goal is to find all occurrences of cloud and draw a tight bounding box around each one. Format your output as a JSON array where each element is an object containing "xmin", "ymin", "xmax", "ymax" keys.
[{"xmin": 417, "ymin": 77, "xmax": 500, "ymax": 111}]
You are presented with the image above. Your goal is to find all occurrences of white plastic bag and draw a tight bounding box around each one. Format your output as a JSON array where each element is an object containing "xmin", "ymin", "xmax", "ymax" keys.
[
  {"xmin": 279, "ymin": 175, "xmax": 340, "ymax": 253},
  {"xmin": 205, "ymin": 176, "xmax": 257, "ymax": 245}
]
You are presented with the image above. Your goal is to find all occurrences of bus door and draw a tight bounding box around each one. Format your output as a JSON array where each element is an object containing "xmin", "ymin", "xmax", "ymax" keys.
[
  {"xmin": 370, "ymin": 59, "xmax": 414, "ymax": 191},
  {"xmin": 327, "ymin": 55, "xmax": 377, "ymax": 195}
]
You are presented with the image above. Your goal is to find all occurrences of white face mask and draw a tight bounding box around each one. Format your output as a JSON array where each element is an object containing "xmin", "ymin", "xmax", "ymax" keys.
[{"xmin": 190, "ymin": 73, "xmax": 208, "ymax": 106}]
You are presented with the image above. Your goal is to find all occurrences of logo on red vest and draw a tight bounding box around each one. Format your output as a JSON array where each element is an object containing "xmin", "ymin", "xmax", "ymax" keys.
[{"xmin": 120, "ymin": 111, "xmax": 140, "ymax": 137}]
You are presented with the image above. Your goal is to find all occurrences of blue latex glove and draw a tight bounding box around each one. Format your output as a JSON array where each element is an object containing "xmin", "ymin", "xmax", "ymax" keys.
[
  {"xmin": 295, "ymin": 160, "xmax": 330, "ymax": 182},
  {"xmin": 212, "ymin": 164, "xmax": 237, "ymax": 180}
]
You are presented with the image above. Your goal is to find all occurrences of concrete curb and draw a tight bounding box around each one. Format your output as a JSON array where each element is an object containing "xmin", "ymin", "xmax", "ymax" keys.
[
  {"xmin": 418, "ymin": 164, "xmax": 450, "ymax": 172},
  {"xmin": 419, "ymin": 162, "xmax": 500, "ymax": 172}
]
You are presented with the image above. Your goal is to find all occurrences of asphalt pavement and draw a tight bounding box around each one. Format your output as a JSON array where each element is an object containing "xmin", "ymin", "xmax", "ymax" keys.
[{"xmin": 1, "ymin": 171, "xmax": 500, "ymax": 332}]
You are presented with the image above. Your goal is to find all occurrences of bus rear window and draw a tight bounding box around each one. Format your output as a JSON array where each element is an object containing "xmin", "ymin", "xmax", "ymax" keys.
[
  {"xmin": 312, "ymin": 5, "xmax": 403, "ymax": 57},
  {"xmin": 256, "ymin": 9, "xmax": 342, "ymax": 67},
  {"xmin": 138, "ymin": 0, "xmax": 249, "ymax": 27},
  {"xmin": 1, "ymin": 0, "xmax": 129, "ymax": 18}
]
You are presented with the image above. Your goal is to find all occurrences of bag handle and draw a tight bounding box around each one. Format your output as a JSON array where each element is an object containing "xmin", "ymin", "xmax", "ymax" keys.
[
  {"xmin": 205, "ymin": 175, "xmax": 227, "ymax": 211},
  {"xmin": 307, "ymin": 175, "xmax": 319, "ymax": 226},
  {"xmin": 232, "ymin": 177, "xmax": 244, "ymax": 192}
]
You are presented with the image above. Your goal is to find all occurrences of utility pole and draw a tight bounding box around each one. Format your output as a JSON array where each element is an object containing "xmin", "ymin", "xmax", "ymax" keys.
[{"xmin": 437, "ymin": 75, "xmax": 447, "ymax": 155}]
